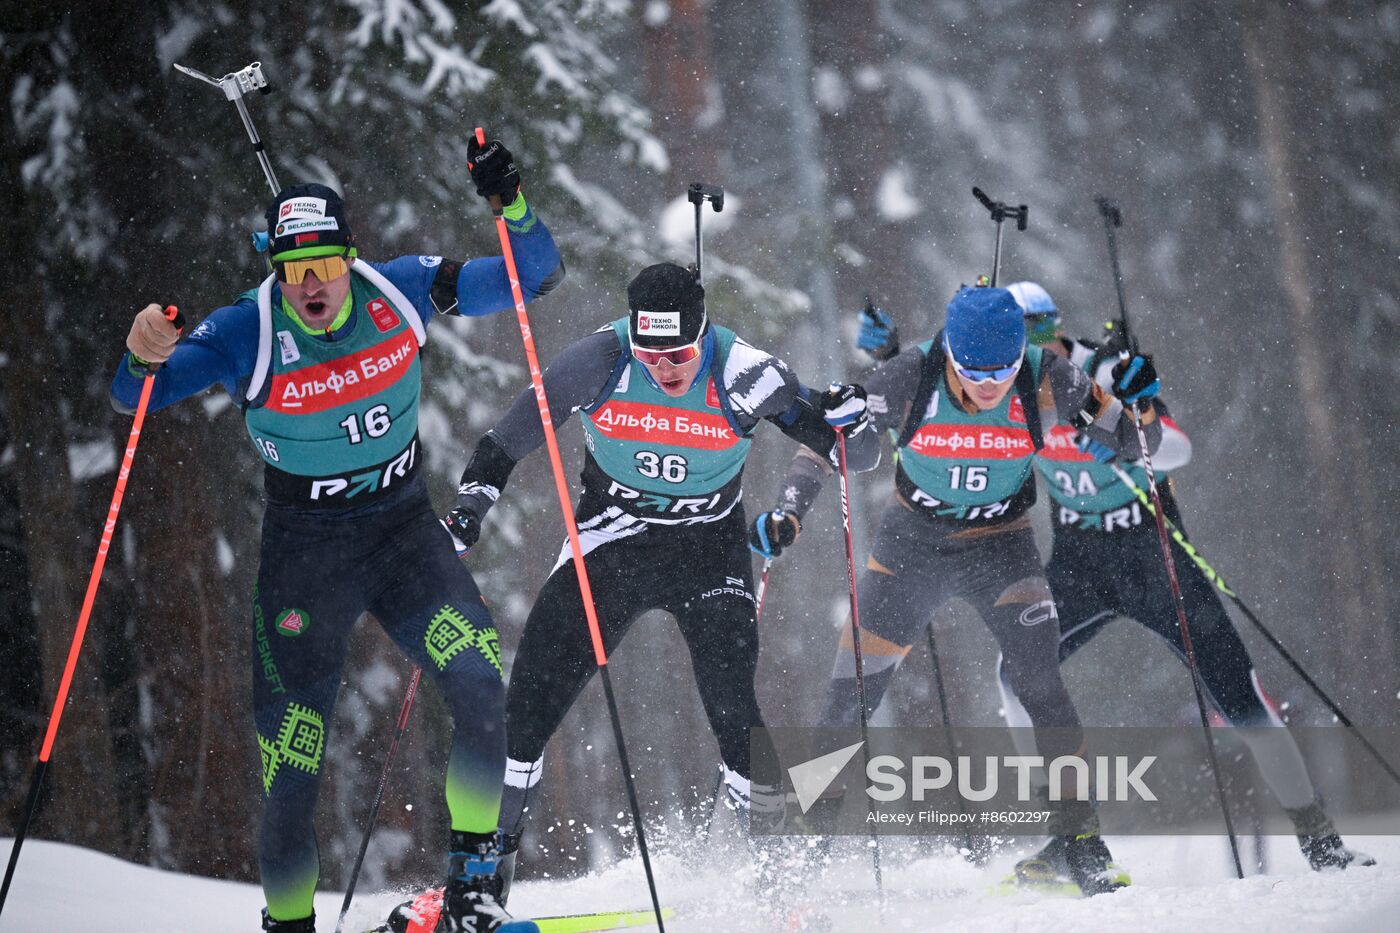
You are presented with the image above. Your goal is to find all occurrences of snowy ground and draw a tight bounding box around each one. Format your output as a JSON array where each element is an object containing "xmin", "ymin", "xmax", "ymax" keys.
[{"xmin": 4, "ymin": 832, "xmax": 1399, "ymax": 932}]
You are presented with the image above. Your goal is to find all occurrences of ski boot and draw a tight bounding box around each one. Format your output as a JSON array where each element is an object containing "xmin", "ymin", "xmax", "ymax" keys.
[
  {"xmin": 1064, "ymin": 830, "xmax": 1129, "ymax": 896},
  {"xmin": 1287, "ymin": 800, "xmax": 1376, "ymax": 870},
  {"xmin": 260, "ymin": 908, "xmax": 316, "ymax": 932},
  {"xmin": 438, "ymin": 831, "xmax": 513, "ymax": 932},
  {"xmin": 1012, "ymin": 835, "xmax": 1070, "ymax": 888}
]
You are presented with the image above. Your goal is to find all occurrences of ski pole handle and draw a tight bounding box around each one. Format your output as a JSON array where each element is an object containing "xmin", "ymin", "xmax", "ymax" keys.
[
  {"xmin": 862, "ymin": 295, "xmax": 878, "ymax": 324},
  {"xmin": 474, "ymin": 127, "xmax": 506, "ymax": 217},
  {"xmin": 141, "ymin": 305, "xmax": 186, "ymax": 374}
]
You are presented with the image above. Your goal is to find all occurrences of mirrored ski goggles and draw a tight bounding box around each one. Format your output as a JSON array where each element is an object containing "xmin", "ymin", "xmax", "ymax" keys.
[
  {"xmin": 949, "ymin": 346, "xmax": 1025, "ymax": 385},
  {"xmin": 1025, "ymin": 312, "xmax": 1062, "ymax": 346},
  {"xmin": 632, "ymin": 338, "xmax": 703, "ymax": 367},
  {"xmin": 273, "ymin": 252, "xmax": 350, "ymax": 285}
]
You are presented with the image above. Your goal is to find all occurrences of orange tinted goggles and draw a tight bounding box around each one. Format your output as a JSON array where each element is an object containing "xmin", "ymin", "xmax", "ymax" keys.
[
  {"xmin": 274, "ymin": 254, "xmax": 349, "ymax": 285},
  {"xmin": 632, "ymin": 340, "xmax": 702, "ymax": 366}
]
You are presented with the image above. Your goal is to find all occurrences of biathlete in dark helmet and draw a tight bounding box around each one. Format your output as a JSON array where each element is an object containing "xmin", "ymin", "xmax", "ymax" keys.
[
  {"xmin": 441, "ymin": 261, "xmax": 879, "ymax": 899},
  {"xmin": 767, "ymin": 285, "xmax": 1163, "ymax": 895},
  {"xmin": 998, "ymin": 280, "xmax": 1374, "ymax": 875},
  {"xmin": 111, "ymin": 138, "xmax": 564, "ymax": 933}
]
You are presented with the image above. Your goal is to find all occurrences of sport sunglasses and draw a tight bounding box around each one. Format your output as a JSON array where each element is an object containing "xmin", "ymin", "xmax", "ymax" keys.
[
  {"xmin": 631, "ymin": 338, "xmax": 702, "ymax": 367},
  {"xmin": 273, "ymin": 252, "xmax": 350, "ymax": 285},
  {"xmin": 946, "ymin": 336, "xmax": 1025, "ymax": 385}
]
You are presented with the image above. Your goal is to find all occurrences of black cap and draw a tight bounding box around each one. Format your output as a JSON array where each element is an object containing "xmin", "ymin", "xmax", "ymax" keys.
[
  {"xmin": 264, "ymin": 183, "xmax": 354, "ymax": 260},
  {"xmin": 627, "ymin": 263, "xmax": 707, "ymax": 348}
]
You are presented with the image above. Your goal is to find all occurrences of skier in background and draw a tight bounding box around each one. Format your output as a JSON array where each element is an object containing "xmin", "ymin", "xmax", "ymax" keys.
[
  {"xmin": 996, "ymin": 280, "xmax": 1374, "ymax": 876},
  {"xmin": 439, "ymin": 261, "xmax": 878, "ymax": 900},
  {"xmin": 110, "ymin": 138, "xmax": 562, "ymax": 933},
  {"xmin": 764, "ymin": 285, "xmax": 1162, "ymax": 895}
]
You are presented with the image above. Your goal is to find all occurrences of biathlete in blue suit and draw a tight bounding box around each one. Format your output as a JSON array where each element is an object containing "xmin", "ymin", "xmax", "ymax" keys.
[{"xmin": 111, "ymin": 138, "xmax": 562, "ymax": 933}]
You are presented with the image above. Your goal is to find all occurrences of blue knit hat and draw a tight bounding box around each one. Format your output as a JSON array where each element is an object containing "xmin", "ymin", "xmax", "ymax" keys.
[{"xmin": 944, "ymin": 287, "xmax": 1026, "ymax": 368}]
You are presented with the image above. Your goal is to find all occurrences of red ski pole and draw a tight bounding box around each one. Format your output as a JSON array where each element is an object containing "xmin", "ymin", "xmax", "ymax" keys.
[
  {"xmin": 833, "ymin": 414, "xmax": 884, "ymax": 907},
  {"xmin": 474, "ymin": 128, "xmax": 666, "ymax": 931},
  {"xmin": 0, "ymin": 305, "xmax": 183, "ymax": 919}
]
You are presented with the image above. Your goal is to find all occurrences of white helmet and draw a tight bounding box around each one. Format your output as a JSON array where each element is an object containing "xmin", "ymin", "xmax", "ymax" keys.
[{"xmin": 1005, "ymin": 281, "xmax": 1057, "ymax": 315}]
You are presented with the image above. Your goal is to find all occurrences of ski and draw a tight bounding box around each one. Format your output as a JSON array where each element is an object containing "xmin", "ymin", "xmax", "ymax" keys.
[
  {"xmin": 368, "ymin": 887, "xmax": 674, "ymax": 933},
  {"xmin": 987, "ymin": 864, "xmax": 1131, "ymax": 898}
]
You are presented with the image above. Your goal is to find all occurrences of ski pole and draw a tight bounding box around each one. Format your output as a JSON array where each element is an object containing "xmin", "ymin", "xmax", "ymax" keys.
[
  {"xmin": 971, "ymin": 187, "xmax": 1029, "ymax": 287},
  {"xmin": 476, "ymin": 127, "xmax": 666, "ymax": 931},
  {"xmin": 174, "ymin": 61, "xmax": 280, "ymax": 196},
  {"xmin": 832, "ymin": 406, "xmax": 884, "ymax": 907},
  {"xmin": 922, "ymin": 625, "xmax": 985, "ymax": 863},
  {"xmin": 686, "ymin": 182, "xmax": 724, "ymax": 281},
  {"xmin": 0, "ymin": 306, "xmax": 184, "ymax": 920},
  {"xmin": 1096, "ymin": 202, "xmax": 1243, "ymax": 878},
  {"xmin": 335, "ymin": 665, "xmax": 423, "ymax": 933},
  {"xmin": 1094, "ymin": 197, "xmax": 1136, "ymax": 353},
  {"xmin": 754, "ymin": 558, "xmax": 774, "ymax": 622},
  {"xmin": 1103, "ymin": 461, "xmax": 1400, "ymax": 790}
]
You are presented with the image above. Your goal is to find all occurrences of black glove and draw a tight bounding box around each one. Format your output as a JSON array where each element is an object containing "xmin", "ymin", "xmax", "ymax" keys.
[
  {"xmin": 821, "ymin": 382, "xmax": 870, "ymax": 436},
  {"xmin": 442, "ymin": 505, "xmax": 483, "ymax": 551},
  {"xmin": 467, "ymin": 136, "xmax": 521, "ymax": 204},
  {"xmin": 749, "ymin": 510, "xmax": 801, "ymax": 560},
  {"xmin": 1110, "ymin": 353, "xmax": 1160, "ymax": 405}
]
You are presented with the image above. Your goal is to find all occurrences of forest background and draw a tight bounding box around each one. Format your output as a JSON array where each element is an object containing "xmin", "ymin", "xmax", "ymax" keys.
[{"xmin": 2, "ymin": 0, "xmax": 1397, "ymax": 894}]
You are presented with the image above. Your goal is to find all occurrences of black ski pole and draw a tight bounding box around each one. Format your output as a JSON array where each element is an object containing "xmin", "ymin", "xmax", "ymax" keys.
[
  {"xmin": 1096, "ymin": 198, "xmax": 1243, "ymax": 879},
  {"xmin": 0, "ymin": 308, "xmax": 184, "ymax": 920},
  {"xmin": 687, "ymin": 182, "xmax": 724, "ymax": 282},
  {"xmin": 971, "ymin": 187, "xmax": 1029, "ymax": 287},
  {"xmin": 832, "ymin": 402, "xmax": 884, "ymax": 908},
  {"xmin": 335, "ymin": 665, "xmax": 423, "ymax": 933},
  {"xmin": 1094, "ymin": 197, "xmax": 1135, "ymax": 352},
  {"xmin": 1103, "ymin": 462, "xmax": 1400, "ymax": 789},
  {"xmin": 923, "ymin": 625, "xmax": 987, "ymax": 863}
]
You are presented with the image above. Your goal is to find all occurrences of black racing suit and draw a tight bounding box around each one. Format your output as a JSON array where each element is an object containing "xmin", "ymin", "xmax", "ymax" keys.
[
  {"xmin": 774, "ymin": 334, "xmax": 1158, "ymax": 832},
  {"xmin": 997, "ymin": 338, "xmax": 1318, "ymax": 810},
  {"xmin": 453, "ymin": 324, "xmax": 880, "ymax": 841}
]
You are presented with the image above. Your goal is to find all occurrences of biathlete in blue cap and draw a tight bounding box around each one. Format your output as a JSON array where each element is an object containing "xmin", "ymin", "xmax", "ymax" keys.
[{"xmin": 762, "ymin": 285, "xmax": 1161, "ymax": 896}]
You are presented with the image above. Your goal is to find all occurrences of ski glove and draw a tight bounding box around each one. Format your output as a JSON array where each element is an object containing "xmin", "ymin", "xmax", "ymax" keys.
[
  {"xmin": 1074, "ymin": 432, "xmax": 1117, "ymax": 464},
  {"xmin": 1110, "ymin": 353, "xmax": 1160, "ymax": 405},
  {"xmin": 127, "ymin": 302, "xmax": 180, "ymax": 365},
  {"xmin": 442, "ymin": 506, "xmax": 482, "ymax": 553},
  {"xmin": 749, "ymin": 509, "xmax": 800, "ymax": 560},
  {"xmin": 857, "ymin": 305, "xmax": 899, "ymax": 361},
  {"xmin": 821, "ymin": 383, "xmax": 870, "ymax": 436},
  {"xmin": 467, "ymin": 136, "xmax": 521, "ymax": 205}
]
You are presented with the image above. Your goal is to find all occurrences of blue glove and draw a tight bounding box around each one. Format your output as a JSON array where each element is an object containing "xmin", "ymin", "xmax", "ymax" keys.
[
  {"xmin": 857, "ymin": 305, "xmax": 899, "ymax": 360},
  {"xmin": 749, "ymin": 510, "xmax": 800, "ymax": 559},
  {"xmin": 1111, "ymin": 353, "xmax": 1160, "ymax": 405},
  {"xmin": 1074, "ymin": 432, "xmax": 1117, "ymax": 464}
]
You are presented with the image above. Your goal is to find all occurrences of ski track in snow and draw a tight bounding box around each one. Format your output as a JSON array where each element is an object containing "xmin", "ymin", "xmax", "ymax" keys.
[{"xmin": 3, "ymin": 833, "xmax": 1399, "ymax": 932}]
